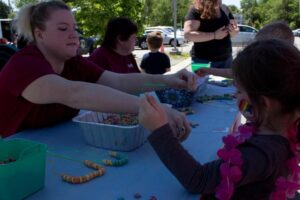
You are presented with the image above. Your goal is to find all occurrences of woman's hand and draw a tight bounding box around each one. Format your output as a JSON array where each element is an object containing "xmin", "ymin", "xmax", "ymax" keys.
[
  {"xmin": 214, "ymin": 26, "xmax": 229, "ymax": 40},
  {"xmin": 139, "ymin": 94, "xmax": 191, "ymax": 141},
  {"xmin": 166, "ymin": 69, "xmax": 198, "ymax": 91},
  {"xmin": 228, "ymin": 19, "xmax": 239, "ymax": 37}
]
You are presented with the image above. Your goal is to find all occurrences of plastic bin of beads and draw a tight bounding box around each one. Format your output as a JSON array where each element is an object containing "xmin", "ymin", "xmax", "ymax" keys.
[
  {"xmin": 73, "ymin": 111, "xmax": 149, "ymax": 152},
  {"xmin": 155, "ymin": 76, "xmax": 207, "ymax": 108},
  {"xmin": 0, "ymin": 139, "xmax": 47, "ymax": 200}
]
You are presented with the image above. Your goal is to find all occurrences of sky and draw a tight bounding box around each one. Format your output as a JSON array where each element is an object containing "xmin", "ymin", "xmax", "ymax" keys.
[{"xmin": 223, "ymin": 0, "xmax": 241, "ymax": 8}]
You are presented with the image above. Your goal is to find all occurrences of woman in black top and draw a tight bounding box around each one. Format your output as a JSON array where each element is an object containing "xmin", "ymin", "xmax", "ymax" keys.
[{"xmin": 184, "ymin": 0, "xmax": 239, "ymax": 69}]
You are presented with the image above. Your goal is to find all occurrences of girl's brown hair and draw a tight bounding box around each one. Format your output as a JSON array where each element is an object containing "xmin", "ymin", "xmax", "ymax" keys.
[{"xmin": 232, "ymin": 39, "xmax": 300, "ymax": 129}]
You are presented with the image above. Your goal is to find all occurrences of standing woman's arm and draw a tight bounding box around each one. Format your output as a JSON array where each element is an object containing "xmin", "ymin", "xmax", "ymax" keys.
[{"xmin": 184, "ymin": 20, "xmax": 215, "ymax": 42}]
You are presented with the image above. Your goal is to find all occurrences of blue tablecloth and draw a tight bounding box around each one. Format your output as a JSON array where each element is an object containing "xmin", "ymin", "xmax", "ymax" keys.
[{"xmin": 11, "ymin": 84, "xmax": 237, "ymax": 200}]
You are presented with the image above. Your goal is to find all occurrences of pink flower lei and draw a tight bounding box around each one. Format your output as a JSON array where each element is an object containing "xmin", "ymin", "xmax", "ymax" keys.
[{"xmin": 214, "ymin": 122, "xmax": 300, "ymax": 200}]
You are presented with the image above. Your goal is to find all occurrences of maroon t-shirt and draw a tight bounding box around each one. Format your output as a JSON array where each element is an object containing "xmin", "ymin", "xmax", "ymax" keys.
[
  {"xmin": 0, "ymin": 45, "xmax": 104, "ymax": 137},
  {"xmin": 89, "ymin": 46, "xmax": 140, "ymax": 73}
]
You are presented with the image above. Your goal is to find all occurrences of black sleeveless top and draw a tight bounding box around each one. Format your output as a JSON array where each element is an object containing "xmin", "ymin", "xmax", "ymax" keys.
[{"xmin": 185, "ymin": 6, "xmax": 233, "ymax": 61}]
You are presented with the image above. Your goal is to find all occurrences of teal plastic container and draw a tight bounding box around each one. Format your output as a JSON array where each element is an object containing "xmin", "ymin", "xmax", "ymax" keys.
[
  {"xmin": 0, "ymin": 139, "xmax": 47, "ymax": 200},
  {"xmin": 191, "ymin": 62, "xmax": 211, "ymax": 72}
]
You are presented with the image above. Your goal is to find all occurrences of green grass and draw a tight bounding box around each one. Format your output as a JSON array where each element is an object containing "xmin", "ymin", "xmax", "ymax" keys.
[{"xmin": 167, "ymin": 52, "xmax": 190, "ymax": 59}]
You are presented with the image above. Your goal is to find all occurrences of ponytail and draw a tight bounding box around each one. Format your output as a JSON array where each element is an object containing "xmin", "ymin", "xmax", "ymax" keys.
[
  {"xmin": 16, "ymin": 4, "xmax": 35, "ymax": 42},
  {"xmin": 16, "ymin": 0, "xmax": 70, "ymax": 43}
]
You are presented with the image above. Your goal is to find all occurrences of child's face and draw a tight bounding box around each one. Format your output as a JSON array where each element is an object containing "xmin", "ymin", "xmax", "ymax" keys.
[{"xmin": 234, "ymin": 82, "xmax": 254, "ymax": 121}]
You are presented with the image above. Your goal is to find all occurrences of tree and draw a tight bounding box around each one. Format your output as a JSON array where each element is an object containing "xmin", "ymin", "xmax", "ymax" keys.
[
  {"xmin": 14, "ymin": 0, "xmax": 39, "ymax": 8},
  {"xmin": 67, "ymin": 0, "xmax": 143, "ymax": 43},
  {"xmin": 241, "ymin": 0, "xmax": 300, "ymax": 29},
  {"xmin": 0, "ymin": 1, "xmax": 10, "ymax": 18},
  {"xmin": 145, "ymin": 0, "xmax": 191, "ymax": 28},
  {"xmin": 228, "ymin": 5, "xmax": 240, "ymax": 14}
]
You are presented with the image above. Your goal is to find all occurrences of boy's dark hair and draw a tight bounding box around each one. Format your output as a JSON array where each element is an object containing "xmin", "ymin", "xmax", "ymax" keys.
[
  {"xmin": 146, "ymin": 31, "xmax": 163, "ymax": 50},
  {"xmin": 232, "ymin": 39, "xmax": 300, "ymax": 127},
  {"xmin": 255, "ymin": 20, "xmax": 294, "ymax": 44},
  {"xmin": 101, "ymin": 17, "xmax": 138, "ymax": 49}
]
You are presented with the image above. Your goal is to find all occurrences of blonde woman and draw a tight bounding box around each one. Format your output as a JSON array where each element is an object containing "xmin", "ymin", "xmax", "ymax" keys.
[{"xmin": 0, "ymin": 1, "xmax": 197, "ymax": 138}]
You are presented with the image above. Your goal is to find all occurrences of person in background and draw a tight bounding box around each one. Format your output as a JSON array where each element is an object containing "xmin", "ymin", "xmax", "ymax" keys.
[
  {"xmin": 89, "ymin": 17, "xmax": 140, "ymax": 73},
  {"xmin": 140, "ymin": 31, "xmax": 171, "ymax": 74},
  {"xmin": 196, "ymin": 20, "xmax": 294, "ymax": 78},
  {"xmin": 0, "ymin": 1, "xmax": 198, "ymax": 138},
  {"xmin": 0, "ymin": 38, "xmax": 9, "ymax": 44},
  {"xmin": 184, "ymin": 0, "xmax": 239, "ymax": 69},
  {"xmin": 139, "ymin": 39, "xmax": 300, "ymax": 199}
]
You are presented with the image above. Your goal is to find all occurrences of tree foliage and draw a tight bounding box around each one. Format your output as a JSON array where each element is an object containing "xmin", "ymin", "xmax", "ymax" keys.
[
  {"xmin": 0, "ymin": 1, "xmax": 11, "ymax": 18},
  {"xmin": 14, "ymin": 0, "xmax": 39, "ymax": 8},
  {"xmin": 241, "ymin": 0, "xmax": 300, "ymax": 29},
  {"xmin": 10, "ymin": 0, "xmax": 300, "ymax": 38},
  {"xmin": 68, "ymin": 0, "xmax": 143, "ymax": 42},
  {"xmin": 141, "ymin": 0, "xmax": 191, "ymax": 28}
]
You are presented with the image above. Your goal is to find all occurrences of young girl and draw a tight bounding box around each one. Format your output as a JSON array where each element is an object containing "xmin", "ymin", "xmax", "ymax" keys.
[
  {"xmin": 139, "ymin": 39, "xmax": 300, "ymax": 199},
  {"xmin": 0, "ymin": 1, "xmax": 197, "ymax": 138}
]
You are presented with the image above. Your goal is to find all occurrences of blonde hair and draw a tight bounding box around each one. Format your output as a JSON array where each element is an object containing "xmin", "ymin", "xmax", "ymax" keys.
[{"xmin": 16, "ymin": 0, "xmax": 70, "ymax": 42}]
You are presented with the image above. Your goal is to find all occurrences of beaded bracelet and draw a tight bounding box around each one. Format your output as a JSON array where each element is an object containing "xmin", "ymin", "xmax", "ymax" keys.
[
  {"xmin": 196, "ymin": 94, "xmax": 234, "ymax": 103},
  {"xmin": 102, "ymin": 151, "xmax": 128, "ymax": 167},
  {"xmin": 61, "ymin": 160, "xmax": 105, "ymax": 184}
]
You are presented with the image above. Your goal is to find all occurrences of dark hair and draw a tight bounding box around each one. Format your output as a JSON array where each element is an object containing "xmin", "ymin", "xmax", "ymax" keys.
[
  {"xmin": 255, "ymin": 20, "xmax": 294, "ymax": 44},
  {"xmin": 147, "ymin": 31, "xmax": 163, "ymax": 50},
  {"xmin": 232, "ymin": 39, "xmax": 300, "ymax": 127},
  {"xmin": 101, "ymin": 17, "xmax": 138, "ymax": 49}
]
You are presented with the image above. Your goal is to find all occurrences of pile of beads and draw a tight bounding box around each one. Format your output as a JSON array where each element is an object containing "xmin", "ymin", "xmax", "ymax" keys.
[
  {"xmin": 103, "ymin": 151, "xmax": 128, "ymax": 167},
  {"xmin": 196, "ymin": 94, "xmax": 234, "ymax": 103},
  {"xmin": 103, "ymin": 114, "xmax": 138, "ymax": 126},
  {"xmin": 208, "ymin": 79, "xmax": 233, "ymax": 87},
  {"xmin": 61, "ymin": 160, "xmax": 105, "ymax": 184},
  {"xmin": 0, "ymin": 156, "xmax": 16, "ymax": 164},
  {"xmin": 177, "ymin": 107, "xmax": 195, "ymax": 115}
]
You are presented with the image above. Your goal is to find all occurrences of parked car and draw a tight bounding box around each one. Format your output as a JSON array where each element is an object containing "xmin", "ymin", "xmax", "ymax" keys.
[
  {"xmin": 292, "ymin": 29, "xmax": 300, "ymax": 37},
  {"xmin": 146, "ymin": 26, "xmax": 185, "ymax": 37},
  {"xmin": 231, "ymin": 24, "xmax": 258, "ymax": 46},
  {"xmin": 136, "ymin": 34, "xmax": 148, "ymax": 49},
  {"xmin": 76, "ymin": 29, "xmax": 97, "ymax": 55},
  {"xmin": 145, "ymin": 28, "xmax": 185, "ymax": 46}
]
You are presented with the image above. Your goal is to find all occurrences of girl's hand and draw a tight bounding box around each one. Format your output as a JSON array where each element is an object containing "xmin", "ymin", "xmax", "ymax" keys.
[
  {"xmin": 195, "ymin": 68, "xmax": 211, "ymax": 77},
  {"xmin": 139, "ymin": 94, "xmax": 168, "ymax": 132},
  {"xmin": 139, "ymin": 94, "xmax": 191, "ymax": 141}
]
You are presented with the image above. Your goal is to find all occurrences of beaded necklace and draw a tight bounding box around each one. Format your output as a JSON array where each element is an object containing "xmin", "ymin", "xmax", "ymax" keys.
[{"xmin": 214, "ymin": 122, "xmax": 300, "ymax": 200}]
